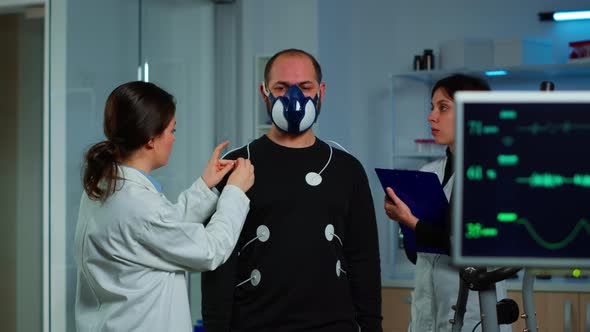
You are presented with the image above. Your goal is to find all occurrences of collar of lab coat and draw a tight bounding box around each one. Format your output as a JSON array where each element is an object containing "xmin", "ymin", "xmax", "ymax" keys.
[{"xmin": 117, "ymin": 165, "xmax": 162, "ymax": 194}]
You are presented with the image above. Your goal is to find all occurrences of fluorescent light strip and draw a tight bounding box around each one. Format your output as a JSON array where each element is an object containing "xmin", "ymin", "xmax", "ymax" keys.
[
  {"xmin": 553, "ymin": 10, "xmax": 590, "ymax": 21},
  {"xmin": 485, "ymin": 70, "xmax": 508, "ymax": 77},
  {"xmin": 144, "ymin": 62, "xmax": 150, "ymax": 83}
]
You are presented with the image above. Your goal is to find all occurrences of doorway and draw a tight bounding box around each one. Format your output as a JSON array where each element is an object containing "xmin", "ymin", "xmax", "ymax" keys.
[{"xmin": 0, "ymin": 5, "xmax": 44, "ymax": 332}]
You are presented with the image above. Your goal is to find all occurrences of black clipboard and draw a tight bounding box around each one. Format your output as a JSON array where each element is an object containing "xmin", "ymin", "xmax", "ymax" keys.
[{"xmin": 375, "ymin": 168, "xmax": 449, "ymax": 254}]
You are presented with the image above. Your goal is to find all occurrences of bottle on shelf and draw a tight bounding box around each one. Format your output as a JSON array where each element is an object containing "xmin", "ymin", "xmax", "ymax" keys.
[
  {"xmin": 413, "ymin": 55, "xmax": 422, "ymax": 71},
  {"xmin": 421, "ymin": 49, "xmax": 435, "ymax": 71}
]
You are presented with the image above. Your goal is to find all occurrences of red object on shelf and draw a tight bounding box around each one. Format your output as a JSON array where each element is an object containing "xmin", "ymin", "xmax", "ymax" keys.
[
  {"xmin": 414, "ymin": 138, "xmax": 436, "ymax": 143},
  {"xmin": 569, "ymin": 39, "xmax": 590, "ymax": 59},
  {"xmin": 414, "ymin": 138, "xmax": 441, "ymax": 154}
]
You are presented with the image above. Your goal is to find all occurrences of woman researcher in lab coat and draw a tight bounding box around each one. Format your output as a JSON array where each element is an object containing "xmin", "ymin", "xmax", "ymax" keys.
[
  {"xmin": 383, "ymin": 74, "xmax": 510, "ymax": 332},
  {"xmin": 74, "ymin": 81, "xmax": 254, "ymax": 332}
]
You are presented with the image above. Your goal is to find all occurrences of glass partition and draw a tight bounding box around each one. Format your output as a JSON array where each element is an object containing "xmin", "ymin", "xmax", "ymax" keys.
[{"xmin": 48, "ymin": 0, "xmax": 215, "ymax": 329}]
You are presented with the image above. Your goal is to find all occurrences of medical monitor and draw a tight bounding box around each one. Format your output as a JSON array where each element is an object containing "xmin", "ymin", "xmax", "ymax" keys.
[{"xmin": 452, "ymin": 91, "xmax": 590, "ymax": 268}]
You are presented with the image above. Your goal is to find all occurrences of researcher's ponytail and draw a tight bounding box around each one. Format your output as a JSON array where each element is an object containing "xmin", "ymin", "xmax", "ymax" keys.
[
  {"xmin": 83, "ymin": 140, "xmax": 120, "ymax": 202},
  {"xmin": 82, "ymin": 81, "xmax": 176, "ymax": 202}
]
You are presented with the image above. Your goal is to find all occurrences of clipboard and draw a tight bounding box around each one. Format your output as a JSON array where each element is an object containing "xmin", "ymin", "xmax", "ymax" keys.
[{"xmin": 375, "ymin": 168, "xmax": 449, "ymax": 254}]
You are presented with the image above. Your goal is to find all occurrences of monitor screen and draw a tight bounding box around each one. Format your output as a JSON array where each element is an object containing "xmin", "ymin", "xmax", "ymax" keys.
[{"xmin": 452, "ymin": 91, "xmax": 590, "ymax": 268}]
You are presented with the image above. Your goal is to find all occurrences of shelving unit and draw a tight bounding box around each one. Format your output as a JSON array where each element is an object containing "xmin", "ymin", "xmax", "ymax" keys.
[
  {"xmin": 391, "ymin": 61, "xmax": 590, "ymax": 167},
  {"xmin": 391, "ymin": 61, "xmax": 590, "ymax": 84}
]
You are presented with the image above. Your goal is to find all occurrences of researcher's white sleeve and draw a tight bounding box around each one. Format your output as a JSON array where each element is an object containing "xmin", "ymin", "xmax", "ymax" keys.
[
  {"xmin": 135, "ymin": 184, "xmax": 249, "ymax": 272},
  {"xmin": 174, "ymin": 177, "xmax": 220, "ymax": 223}
]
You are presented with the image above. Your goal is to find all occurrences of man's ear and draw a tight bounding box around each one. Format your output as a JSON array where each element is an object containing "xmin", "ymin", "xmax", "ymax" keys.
[
  {"xmin": 260, "ymin": 83, "xmax": 270, "ymax": 107},
  {"xmin": 319, "ymin": 82, "xmax": 326, "ymax": 103}
]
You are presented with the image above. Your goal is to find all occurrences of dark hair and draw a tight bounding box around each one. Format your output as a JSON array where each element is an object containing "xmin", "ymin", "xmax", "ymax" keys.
[
  {"xmin": 264, "ymin": 48, "xmax": 323, "ymax": 84},
  {"xmin": 431, "ymin": 74, "xmax": 490, "ymax": 100},
  {"xmin": 83, "ymin": 81, "xmax": 176, "ymax": 201}
]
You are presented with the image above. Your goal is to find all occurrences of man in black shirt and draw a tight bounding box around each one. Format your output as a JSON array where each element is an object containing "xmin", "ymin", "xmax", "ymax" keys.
[{"xmin": 201, "ymin": 49, "xmax": 383, "ymax": 332}]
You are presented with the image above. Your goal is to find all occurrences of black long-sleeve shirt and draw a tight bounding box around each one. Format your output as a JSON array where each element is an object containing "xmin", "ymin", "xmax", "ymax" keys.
[{"xmin": 201, "ymin": 135, "xmax": 383, "ymax": 332}]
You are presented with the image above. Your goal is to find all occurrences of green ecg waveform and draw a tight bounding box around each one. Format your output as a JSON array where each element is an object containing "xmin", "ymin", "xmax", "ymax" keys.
[
  {"xmin": 516, "ymin": 172, "xmax": 590, "ymax": 188},
  {"xmin": 468, "ymin": 121, "xmax": 500, "ymax": 136},
  {"xmin": 509, "ymin": 218, "xmax": 590, "ymax": 250},
  {"xmin": 466, "ymin": 218, "xmax": 590, "ymax": 250},
  {"xmin": 465, "ymin": 223, "xmax": 499, "ymax": 239},
  {"xmin": 517, "ymin": 121, "xmax": 590, "ymax": 135}
]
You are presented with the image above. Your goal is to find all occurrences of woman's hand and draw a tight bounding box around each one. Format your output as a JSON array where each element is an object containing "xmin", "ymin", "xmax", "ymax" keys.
[
  {"xmin": 201, "ymin": 141, "xmax": 236, "ymax": 188},
  {"xmin": 227, "ymin": 158, "xmax": 255, "ymax": 192},
  {"xmin": 384, "ymin": 187, "xmax": 419, "ymax": 230}
]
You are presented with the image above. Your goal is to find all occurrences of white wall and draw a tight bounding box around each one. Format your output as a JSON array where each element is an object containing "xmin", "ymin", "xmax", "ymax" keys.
[
  {"xmin": 234, "ymin": 0, "xmax": 319, "ymax": 145},
  {"xmin": 318, "ymin": 0, "xmax": 590, "ymax": 277},
  {"xmin": 214, "ymin": 2, "xmax": 240, "ymax": 146}
]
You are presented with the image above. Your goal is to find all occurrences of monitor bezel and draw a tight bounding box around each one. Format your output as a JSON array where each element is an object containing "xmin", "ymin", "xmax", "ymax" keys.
[{"xmin": 452, "ymin": 91, "xmax": 590, "ymax": 268}]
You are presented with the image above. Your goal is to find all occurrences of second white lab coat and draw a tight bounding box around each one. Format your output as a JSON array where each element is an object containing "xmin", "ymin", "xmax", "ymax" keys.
[
  {"xmin": 409, "ymin": 157, "xmax": 511, "ymax": 332},
  {"xmin": 74, "ymin": 166, "xmax": 249, "ymax": 332}
]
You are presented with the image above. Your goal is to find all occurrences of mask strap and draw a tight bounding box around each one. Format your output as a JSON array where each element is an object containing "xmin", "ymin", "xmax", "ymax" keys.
[
  {"xmin": 263, "ymin": 81, "xmax": 321, "ymax": 100},
  {"xmin": 262, "ymin": 81, "xmax": 271, "ymax": 97}
]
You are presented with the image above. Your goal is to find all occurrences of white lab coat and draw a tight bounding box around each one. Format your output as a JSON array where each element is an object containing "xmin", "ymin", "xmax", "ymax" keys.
[
  {"xmin": 409, "ymin": 157, "xmax": 511, "ymax": 332},
  {"xmin": 74, "ymin": 166, "xmax": 249, "ymax": 332}
]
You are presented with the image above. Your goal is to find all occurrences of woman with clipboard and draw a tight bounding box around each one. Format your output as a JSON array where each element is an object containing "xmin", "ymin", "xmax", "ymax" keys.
[{"xmin": 383, "ymin": 74, "xmax": 510, "ymax": 332}]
